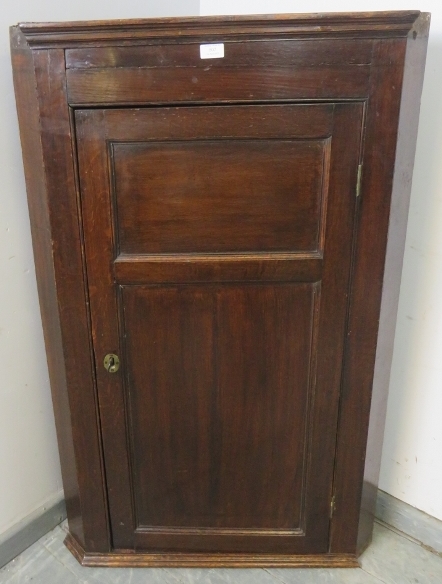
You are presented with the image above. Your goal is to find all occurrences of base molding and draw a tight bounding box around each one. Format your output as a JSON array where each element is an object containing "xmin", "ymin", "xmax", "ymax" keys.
[
  {"xmin": 0, "ymin": 491, "xmax": 66, "ymax": 570},
  {"xmin": 64, "ymin": 532, "xmax": 359, "ymax": 568},
  {"xmin": 376, "ymin": 490, "xmax": 442, "ymax": 555}
]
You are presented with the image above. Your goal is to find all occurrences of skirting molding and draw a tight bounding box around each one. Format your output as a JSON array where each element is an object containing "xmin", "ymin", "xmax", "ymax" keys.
[
  {"xmin": 375, "ymin": 490, "xmax": 442, "ymax": 555},
  {"xmin": 0, "ymin": 491, "xmax": 66, "ymax": 570},
  {"xmin": 1, "ymin": 489, "xmax": 441, "ymax": 569}
]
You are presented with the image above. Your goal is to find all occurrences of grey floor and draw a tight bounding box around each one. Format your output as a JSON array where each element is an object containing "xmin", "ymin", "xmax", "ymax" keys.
[{"xmin": 1, "ymin": 521, "xmax": 442, "ymax": 583}]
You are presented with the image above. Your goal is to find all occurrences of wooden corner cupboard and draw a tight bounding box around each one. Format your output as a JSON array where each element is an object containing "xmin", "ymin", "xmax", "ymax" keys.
[{"xmin": 10, "ymin": 11, "xmax": 429, "ymax": 568}]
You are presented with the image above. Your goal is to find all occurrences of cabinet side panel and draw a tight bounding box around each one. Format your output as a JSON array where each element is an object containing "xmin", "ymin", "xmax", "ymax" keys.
[
  {"xmin": 357, "ymin": 14, "xmax": 430, "ymax": 554},
  {"xmin": 31, "ymin": 48, "xmax": 111, "ymax": 553},
  {"xmin": 9, "ymin": 27, "xmax": 84, "ymax": 546},
  {"xmin": 329, "ymin": 38, "xmax": 407, "ymax": 554},
  {"xmin": 10, "ymin": 31, "xmax": 111, "ymax": 552}
]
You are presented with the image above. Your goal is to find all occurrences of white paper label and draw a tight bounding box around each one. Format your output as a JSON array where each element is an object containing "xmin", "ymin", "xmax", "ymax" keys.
[{"xmin": 200, "ymin": 43, "xmax": 224, "ymax": 59}]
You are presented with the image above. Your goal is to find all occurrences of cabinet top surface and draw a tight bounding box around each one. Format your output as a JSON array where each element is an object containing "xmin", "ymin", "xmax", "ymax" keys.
[{"xmin": 13, "ymin": 11, "xmax": 429, "ymax": 48}]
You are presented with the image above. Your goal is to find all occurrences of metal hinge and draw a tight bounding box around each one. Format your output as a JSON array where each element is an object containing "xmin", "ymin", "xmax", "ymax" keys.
[
  {"xmin": 330, "ymin": 495, "xmax": 336, "ymax": 519},
  {"xmin": 356, "ymin": 164, "xmax": 363, "ymax": 198}
]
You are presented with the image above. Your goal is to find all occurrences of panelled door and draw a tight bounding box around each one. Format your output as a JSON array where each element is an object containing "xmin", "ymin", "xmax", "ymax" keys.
[{"xmin": 75, "ymin": 102, "xmax": 363, "ymax": 555}]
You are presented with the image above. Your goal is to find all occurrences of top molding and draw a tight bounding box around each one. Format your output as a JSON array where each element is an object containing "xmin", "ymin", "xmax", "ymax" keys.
[{"xmin": 13, "ymin": 11, "xmax": 429, "ymax": 49}]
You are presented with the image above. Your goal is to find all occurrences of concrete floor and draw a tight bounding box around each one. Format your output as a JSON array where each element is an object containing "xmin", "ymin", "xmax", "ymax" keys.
[{"xmin": 1, "ymin": 521, "xmax": 442, "ymax": 583}]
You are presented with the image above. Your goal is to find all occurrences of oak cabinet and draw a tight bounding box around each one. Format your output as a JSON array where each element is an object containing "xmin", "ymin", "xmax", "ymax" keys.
[{"xmin": 10, "ymin": 11, "xmax": 429, "ymax": 568}]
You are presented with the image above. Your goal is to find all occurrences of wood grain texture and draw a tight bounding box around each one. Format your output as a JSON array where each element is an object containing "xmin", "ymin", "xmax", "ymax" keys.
[
  {"xmin": 67, "ymin": 66, "xmax": 370, "ymax": 105},
  {"xmin": 10, "ymin": 10, "xmax": 429, "ymax": 566},
  {"xmin": 18, "ymin": 12, "xmax": 421, "ymax": 48},
  {"xmin": 329, "ymin": 14, "xmax": 430, "ymax": 555},
  {"xmin": 64, "ymin": 531, "xmax": 359, "ymax": 568},
  {"xmin": 113, "ymin": 254, "xmax": 323, "ymax": 284},
  {"xmin": 31, "ymin": 49, "xmax": 110, "ymax": 553},
  {"xmin": 75, "ymin": 100, "xmax": 363, "ymax": 555},
  {"xmin": 357, "ymin": 13, "xmax": 430, "ymax": 554},
  {"xmin": 88, "ymin": 103, "xmax": 335, "ymax": 140},
  {"xmin": 329, "ymin": 38, "xmax": 407, "ymax": 555},
  {"xmin": 75, "ymin": 111, "xmax": 135, "ymax": 550},
  {"xmin": 10, "ymin": 28, "xmax": 84, "ymax": 545},
  {"xmin": 10, "ymin": 29, "xmax": 112, "ymax": 552},
  {"xmin": 125, "ymin": 283, "xmax": 315, "ymax": 553},
  {"xmin": 65, "ymin": 39, "xmax": 373, "ymax": 69},
  {"xmin": 113, "ymin": 139, "xmax": 326, "ymax": 254}
]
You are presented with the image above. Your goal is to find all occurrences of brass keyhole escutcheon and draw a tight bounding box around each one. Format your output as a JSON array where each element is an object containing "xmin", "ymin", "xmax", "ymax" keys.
[{"xmin": 104, "ymin": 353, "xmax": 120, "ymax": 373}]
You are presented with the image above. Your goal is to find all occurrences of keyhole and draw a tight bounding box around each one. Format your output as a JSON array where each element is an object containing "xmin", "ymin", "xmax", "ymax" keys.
[{"xmin": 104, "ymin": 353, "xmax": 120, "ymax": 373}]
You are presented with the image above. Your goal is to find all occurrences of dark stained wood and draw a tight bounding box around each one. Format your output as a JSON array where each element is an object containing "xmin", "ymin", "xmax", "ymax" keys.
[
  {"xmin": 75, "ymin": 101, "xmax": 363, "ymax": 554},
  {"xmin": 9, "ymin": 28, "xmax": 84, "ymax": 548},
  {"xmin": 67, "ymin": 65, "xmax": 370, "ymax": 105},
  {"xmin": 306, "ymin": 102, "xmax": 363, "ymax": 545},
  {"xmin": 127, "ymin": 283, "xmax": 315, "ymax": 553},
  {"xmin": 31, "ymin": 49, "xmax": 111, "ymax": 553},
  {"xmin": 18, "ymin": 12, "xmax": 421, "ymax": 48},
  {"xmin": 75, "ymin": 111, "xmax": 135, "ymax": 550},
  {"xmin": 95, "ymin": 103, "xmax": 335, "ymax": 140},
  {"xmin": 328, "ymin": 12, "xmax": 430, "ymax": 556},
  {"xmin": 357, "ymin": 13, "xmax": 431, "ymax": 554},
  {"xmin": 113, "ymin": 139, "xmax": 326, "ymax": 254},
  {"xmin": 64, "ymin": 530, "xmax": 359, "ymax": 567},
  {"xmin": 329, "ymin": 38, "xmax": 407, "ymax": 555},
  {"xmin": 10, "ymin": 11, "xmax": 429, "ymax": 567},
  {"xmin": 66, "ymin": 39, "xmax": 373, "ymax": 69},
  {"xmin": 113, "ymin": 254, "xmax": 323, "ymax": 284},
  {"xmin": 10, "ymin": 30, "xmax": 111, "ymax": 553}
]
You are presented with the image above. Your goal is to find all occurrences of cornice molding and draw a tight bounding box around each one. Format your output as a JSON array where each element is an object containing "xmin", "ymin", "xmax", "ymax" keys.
[{"xmin": 14, "ymin": 11, "xmax": 427, "ymax": 49}]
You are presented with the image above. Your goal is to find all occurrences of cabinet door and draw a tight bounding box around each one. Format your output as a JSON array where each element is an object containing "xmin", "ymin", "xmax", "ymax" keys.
[{"xmin": 75, "ymin": 103, "xmax": 363, "ymax": 555}]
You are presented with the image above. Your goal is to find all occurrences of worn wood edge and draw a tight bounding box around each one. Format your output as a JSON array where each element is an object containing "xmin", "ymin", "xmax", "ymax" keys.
[
  {"xmin": 356, "ymin": 12, "xmax": 430, "ymax": 554},
  {"xmin": 31, "ymin": 50, "xmax": 112, "ymax": 551},
  {"xmin": 0, "ymin": 492, "xmax": 66, "ymax": 569},
  {"xmin": 115, "ymin": 252, "xmax": 323, "ymax": 263},
  {"xmin": 10, "ymin": 27, "xmax": 112, "ymax": 551},
  {"xmin": 15, "ymin": 11, "xmax": 422, "ymax": 47},
  {"xmin": 328, "ymin": 7, "xmax": 429, "ymax": 552},
  {"xmin": 410, "ymin": 12, "xmax": 431, "ymax": 38},
  {"xmin": 63, "ymin": 532, "xmax": 359, "ymax": 568},
  {"xmin": 376, "ymin": 491, "xmax": 442, "ymax": 555},
  {"xmin": 9, "ymin": 26, "xmax": 85, "ymax": 547}
]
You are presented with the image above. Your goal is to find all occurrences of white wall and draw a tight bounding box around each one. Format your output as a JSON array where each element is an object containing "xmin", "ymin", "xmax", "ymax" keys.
[
  {"xmin": 0, "ymin": 0, "xmax": 198, "ymax": 538},
  {"xmin": 201, "ymin": 1, "xmax": 442, "ymax": 521}
]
